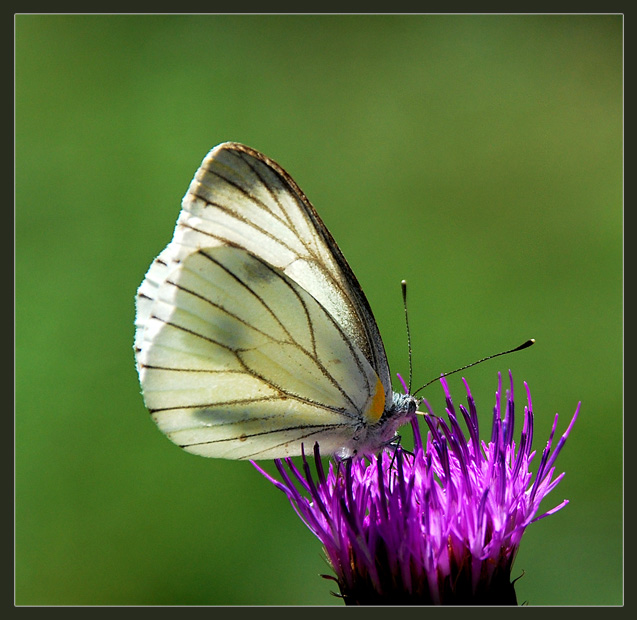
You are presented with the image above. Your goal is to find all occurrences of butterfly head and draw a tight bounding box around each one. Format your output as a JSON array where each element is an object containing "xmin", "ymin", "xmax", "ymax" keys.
[{"xmin": 337, "ymin": 391, "xmax": 420, "ymax": 459}]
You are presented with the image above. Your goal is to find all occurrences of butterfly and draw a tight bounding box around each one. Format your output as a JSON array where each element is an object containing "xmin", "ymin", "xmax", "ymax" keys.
[{"xmin": 134, "ymin": 143, "xmax": 419, "ymax": 460}]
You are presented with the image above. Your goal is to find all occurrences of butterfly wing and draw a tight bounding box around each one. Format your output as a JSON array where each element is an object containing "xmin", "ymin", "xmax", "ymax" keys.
[
  {"xmin": 136, "ymin": 246, "xmax": 386, "ymax": 460},
  {"xmin": 135, "ymin": 143, "xmax": 391, "ymax": 406}
]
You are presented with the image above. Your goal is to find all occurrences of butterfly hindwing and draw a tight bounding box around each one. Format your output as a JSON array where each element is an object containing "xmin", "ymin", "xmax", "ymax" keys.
[{"xmin": 136, "ymin": 246, "xmax": 386, "ymax": 460}]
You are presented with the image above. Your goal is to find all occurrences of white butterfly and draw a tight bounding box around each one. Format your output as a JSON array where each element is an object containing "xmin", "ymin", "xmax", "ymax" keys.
[{"xmin": 134, "ymin": 143, "xmax": 418, "ymax": 460}]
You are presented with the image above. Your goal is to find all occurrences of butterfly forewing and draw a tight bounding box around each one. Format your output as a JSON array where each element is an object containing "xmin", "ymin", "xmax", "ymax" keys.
[{"xmin": 146, "ymin": 143, "xmax": 391, "ymax": 401}]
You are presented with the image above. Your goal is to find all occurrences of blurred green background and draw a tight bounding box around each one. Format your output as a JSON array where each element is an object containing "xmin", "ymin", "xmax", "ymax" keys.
[{"xmin": 15, "ymin": 15, "xmax": 622, "ymax": 605}]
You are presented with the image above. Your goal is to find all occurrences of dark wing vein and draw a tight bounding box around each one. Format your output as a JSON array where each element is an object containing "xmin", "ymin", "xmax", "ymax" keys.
[
  {"xmin": 149, "ymin": 395, "xmax": 282, "ymax": 414},
  {"xmin": 189, "ymin": 190, "xmax": 300, "ymax": 256},
  {"xmin": 150, "ymin": 317, "xmax": 232, "ymax": 351},
  {"xmin": 141, "ymin": 364, "xmax": 244, "ymax": 374},
  {"xmin": 235, "ymin": 149, "xmax": 298, "ymax": 235},
  {"xmin": 197, "ymin": 249, "xmax": 299, "ymax": 346},
  {"xmin": 181, "ymin": 422, "xmax": 352, "ymax": 458},
  {"xmin": 165, "ymin": 277, "xmax": 277, "ymax": 343}
]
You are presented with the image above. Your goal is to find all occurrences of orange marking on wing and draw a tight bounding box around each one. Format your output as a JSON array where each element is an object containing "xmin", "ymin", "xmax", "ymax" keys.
[{"xmin": 364, "ymin": 376, "xmax": 386, "ymax": 423}]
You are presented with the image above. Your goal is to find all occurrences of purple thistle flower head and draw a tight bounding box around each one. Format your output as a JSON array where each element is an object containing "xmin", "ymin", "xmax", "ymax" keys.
[{"xmin": 253, "ymin": 371, "xmax": 580, "ymax": 605}]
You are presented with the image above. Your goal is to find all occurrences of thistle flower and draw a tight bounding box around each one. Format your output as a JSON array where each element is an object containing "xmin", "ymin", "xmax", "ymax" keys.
[{"xmin": 253, "ymin": 371, "xmax": 580, "ymax": 605}]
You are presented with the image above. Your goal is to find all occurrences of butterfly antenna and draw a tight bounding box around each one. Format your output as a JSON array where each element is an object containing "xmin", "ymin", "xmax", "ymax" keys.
[
  {"xmin": 412, "ymin": 338, "xmax": 535, "ymax": 397},
  {"xmin": 401, "ymin": 280, "xmax": 413, "ymax": 393}
]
